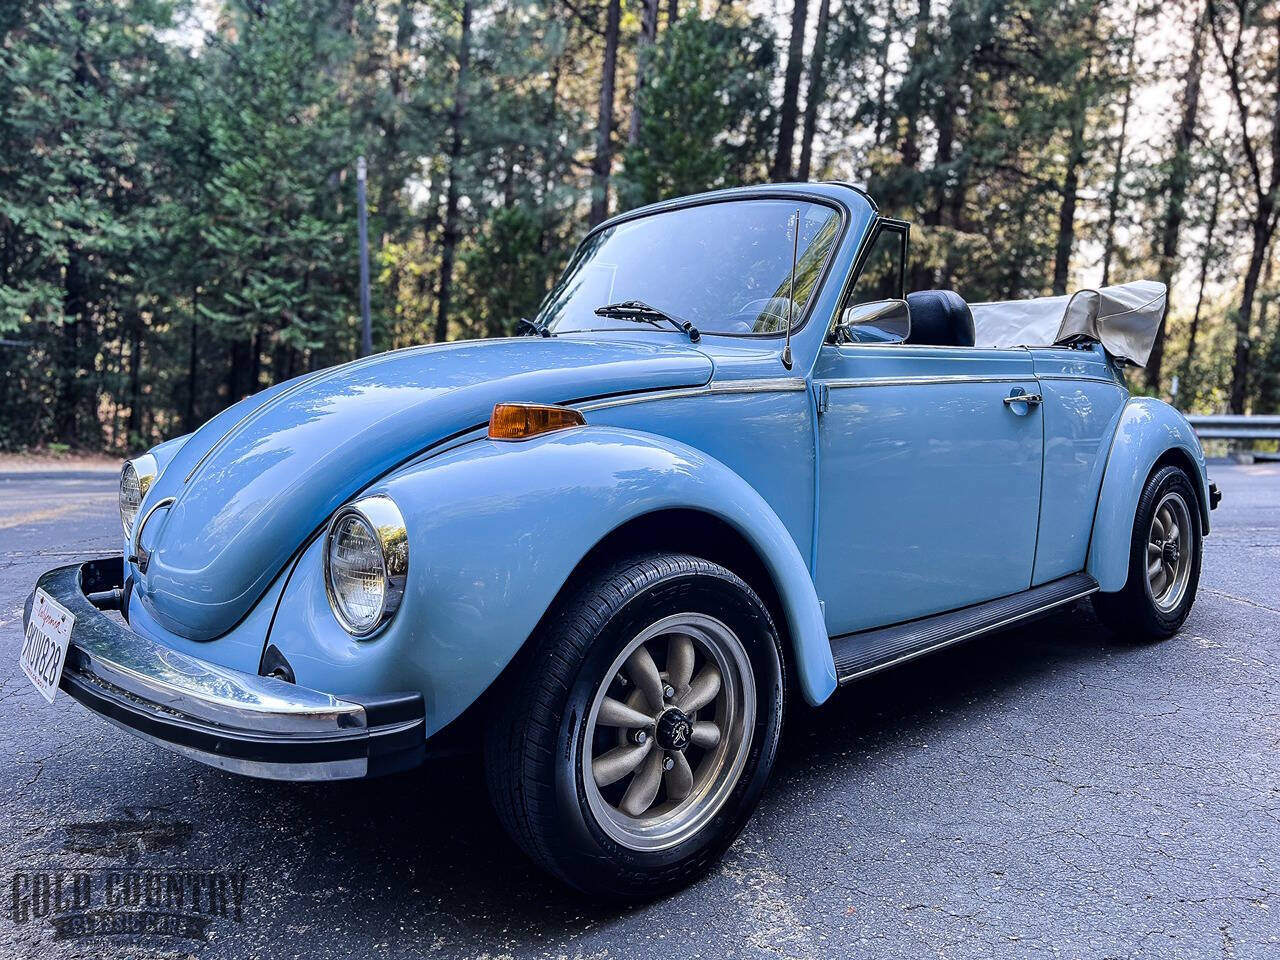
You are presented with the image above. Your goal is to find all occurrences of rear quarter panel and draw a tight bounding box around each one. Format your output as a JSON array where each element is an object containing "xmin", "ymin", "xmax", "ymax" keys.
[
  {"xmin": 1030, "ymin": 347, "xmax": 1129, "ymax": 584},
  {"xmin": 1087, "ymin": 396, "xmax": 1210, "ymax": 592}
]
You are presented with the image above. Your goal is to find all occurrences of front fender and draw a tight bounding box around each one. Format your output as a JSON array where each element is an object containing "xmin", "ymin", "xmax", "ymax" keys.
[
  {"xmin": 1088, "ymin": 397, "xmax": 1210, "ymax": 592},
  {"xmin": 265, "ymin": 426, "xmax": 835, "ymax": 737}
]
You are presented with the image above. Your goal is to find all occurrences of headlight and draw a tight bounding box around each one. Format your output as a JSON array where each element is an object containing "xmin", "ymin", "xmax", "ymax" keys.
[
  {"xmin": 324, "ymin": 495, "xmax": 408, "ymax": 638},
  {"xmin": 119, "ymin": 454, "xmax": 158, "ymax": 538}
]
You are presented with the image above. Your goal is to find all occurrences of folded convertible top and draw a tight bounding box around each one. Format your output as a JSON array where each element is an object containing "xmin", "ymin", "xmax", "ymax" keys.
[{"xmin": 969, "ymin": 280, "xmax": 1167, "ymax": 366}]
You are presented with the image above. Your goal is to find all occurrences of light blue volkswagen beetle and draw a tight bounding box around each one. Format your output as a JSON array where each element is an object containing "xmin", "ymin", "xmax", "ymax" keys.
[{"xmin": 23, "ymin": 183, "xmax": 1219, "ymax": 898}]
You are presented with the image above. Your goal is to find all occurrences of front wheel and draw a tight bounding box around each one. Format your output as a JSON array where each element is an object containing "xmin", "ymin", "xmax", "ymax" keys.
[
  {"xmin": 1092, "ymin": 464, "xmax": 1203, "ymax": 641},
  {"xmin": 484, "ymin": 553, "xmax": 784, "ymax": 899}
]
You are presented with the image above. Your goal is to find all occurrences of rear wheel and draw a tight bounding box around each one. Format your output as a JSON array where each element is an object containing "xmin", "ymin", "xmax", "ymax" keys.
[
  {"xmin": 484, "ymin": 553, "xmax": 784, "ymax": 899},
  {"xmin": 1092, "ymin": 464, "xmax": 1202, "ymax": 641}
]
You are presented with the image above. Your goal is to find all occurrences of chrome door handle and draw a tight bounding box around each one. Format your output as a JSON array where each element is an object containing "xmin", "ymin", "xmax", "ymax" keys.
[{"xmin": 1004, "ymin": 393, "xmax": 1043, "ymax": 406}]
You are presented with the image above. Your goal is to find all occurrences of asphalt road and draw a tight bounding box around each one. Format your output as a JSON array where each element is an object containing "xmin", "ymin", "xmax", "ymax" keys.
[{"xmin": 1, "ymin": 463, "xmax": 1277, "ymax": 959}]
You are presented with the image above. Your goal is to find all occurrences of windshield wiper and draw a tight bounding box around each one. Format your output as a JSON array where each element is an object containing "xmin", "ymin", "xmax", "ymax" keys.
[
  {"xmin": 593, "ymin": 300, "xmax": 701, "ymax": 342},
  {"xmin": 516, "ymin": 317, "xmax": 552, "ymax": 338}
]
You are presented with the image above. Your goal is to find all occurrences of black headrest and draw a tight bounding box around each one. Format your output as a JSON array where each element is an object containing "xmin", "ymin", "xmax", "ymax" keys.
[{"xmin": 905, "ymin": 290, "xmax": 975, "ymax": 348}]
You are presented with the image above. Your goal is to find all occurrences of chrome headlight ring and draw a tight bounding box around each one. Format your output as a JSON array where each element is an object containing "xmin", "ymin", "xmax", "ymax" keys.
[
  {"xmin": 323, "ymin": 495, "xmax": 409, "ymax": 639},
  {"xmin": 120, "ymin": 453, "xmax": 159, "ymax": 538}
]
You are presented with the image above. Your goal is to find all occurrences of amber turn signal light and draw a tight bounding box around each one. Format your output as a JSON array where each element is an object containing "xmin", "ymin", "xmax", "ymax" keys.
[{"xmin": 488, "ymin": 402, "xmax": 586, "ymax": 441}]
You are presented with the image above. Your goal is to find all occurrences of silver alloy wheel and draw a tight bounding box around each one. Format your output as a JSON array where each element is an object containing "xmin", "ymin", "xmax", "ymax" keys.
[
  {"xmin": 1146, "ymin": 490, "xmax": 1194, "ymax": 613},
  {"xmin": 582, "ymin": 613, "xmax": 756, "ymax": 852}
]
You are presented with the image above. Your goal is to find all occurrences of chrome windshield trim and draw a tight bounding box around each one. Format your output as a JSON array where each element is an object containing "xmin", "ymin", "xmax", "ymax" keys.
[{"xmin": 543, "ymin": 190, "xmax": 854, "ymax": 342}]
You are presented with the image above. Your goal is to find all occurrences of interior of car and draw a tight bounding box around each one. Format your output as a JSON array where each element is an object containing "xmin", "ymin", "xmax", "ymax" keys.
[{"xmin": 903, "ymin": 289, "xmax": 975, "ymax": 347}]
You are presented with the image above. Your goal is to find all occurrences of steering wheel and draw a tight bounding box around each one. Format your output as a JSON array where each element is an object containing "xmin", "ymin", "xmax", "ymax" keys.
[{"xmin": 724, "ymin": 297, "xmax": 796, "ymax": 334}]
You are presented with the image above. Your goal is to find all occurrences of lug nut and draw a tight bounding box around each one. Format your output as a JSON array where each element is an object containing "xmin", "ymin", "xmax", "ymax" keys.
[
  {"xmin": 632, "ymin": 730, "xmax": 648, "ymax": 744},
  {"xmin": 663, "ymin": 683, "xmax": 676, "ymax": 699},
  {"xmin": 663, "ymin": 756, "xmax": 675, "ymax": 771}
]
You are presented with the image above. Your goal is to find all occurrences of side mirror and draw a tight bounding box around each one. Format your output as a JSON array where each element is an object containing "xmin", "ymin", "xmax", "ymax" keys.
[{"xmin": 836, "ymin": 298, "xmax": 911, "ymax": 344}]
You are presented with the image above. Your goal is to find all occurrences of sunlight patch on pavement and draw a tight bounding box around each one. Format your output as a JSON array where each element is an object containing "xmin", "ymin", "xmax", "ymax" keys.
[{"xmin": 0, "ymin": 496, "xmax": 115, "ymax": 531}]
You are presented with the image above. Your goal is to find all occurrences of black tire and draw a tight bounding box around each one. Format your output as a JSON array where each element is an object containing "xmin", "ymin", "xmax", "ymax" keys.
[
  {"xmin": 1092, "ymin": 464, "xmax": 1202, "ymax": 641},
  {"xmin": 484, "ymin": 553, "xmax": 785, "ymax": 899}
]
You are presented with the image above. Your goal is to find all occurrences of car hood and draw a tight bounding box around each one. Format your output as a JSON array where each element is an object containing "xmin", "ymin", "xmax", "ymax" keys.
[{"xmin": 135, "ymin": 336, "xmax": 713, "ymax": 640}]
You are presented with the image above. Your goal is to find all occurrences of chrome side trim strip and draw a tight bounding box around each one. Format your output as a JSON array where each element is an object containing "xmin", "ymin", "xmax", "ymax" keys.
[
  {"xmin": 822, "ymin": 374, "xmax": 1036, "ymax": 389},
  {"xmin": 577, "ymin": 378, "xmax": 808, "ymax": 412},
  {"xmin": 715, "ymin": 377, "xmax": 809, "ymax": 392},
  {"xmin": 1034, "ymin": 374, "xmax": 1121, "ymax": 385}
]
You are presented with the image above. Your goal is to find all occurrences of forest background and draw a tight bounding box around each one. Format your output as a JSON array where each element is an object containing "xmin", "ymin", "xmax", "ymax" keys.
[{"xmin": 2, "ymin": 0, "xmax": 1277, "ymax": 451}]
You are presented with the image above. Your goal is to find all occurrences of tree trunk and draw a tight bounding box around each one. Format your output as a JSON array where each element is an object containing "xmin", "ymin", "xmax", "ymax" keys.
[
  {"xmin": 1051, "ymin": 99, "xmax": 1088, "ymax": 296},
  {"xmin": 1146, "ymin": 1, "xmax": 1206, "ymax": 389},
  {"xmin": 57, "ymin": 2, "xmax": 95, "ymax": 444},
  {"xmin": 1230, "ymin": 212, "xmax": 1274, "ymax": 413},
  {"xmin": 898, "ymin": 0, "xmax": 932, "ymax": 172},
  {"xmin": 1211, "ymin": 6, "xmax": 1280, "ymax": 412},
  {"xmin": 926, "ymin": 83, "xmax": 956, "ymax": 227},
  {"xmin": 185, "ymin": 291, "xmax": 199, "ymax": 432},
  {"xmin": 58, "ymin": 250, "xmax": 88, "ymax": 442},
  {"xmin": 589, "ymin": 0, "xmax": 621, "ymax": 226},
  {"xmin": 797, "ymin": 0, "xmax": 832, "ymax": 182},
  {"xmin": 772, "ymin": 0, "xmax": 811, "ymax": 181},
  {"xmin": 434, "ymin": 0, "xmax": 473, "ymax": 344},
  {"xmin": 872, "ymin": 11, "xmax": 895, "ymax": 149},
  {"xmin": 126, "ymin": 320, "xmax": 143, "ymax": 441},
  {"xmin": 539, "ymin": 8, "xmax": 563, "ymax": 263},
  {"xmin": 381, "ymin": 1, "xmax": 416, "ymax": 326},
  {"xmin": 227, "ymin": 338, "xmax": 252, "ymax": 403},
  {"xmin": 628, "ymin": 0, "xmax": 659, "ymax": 147},
  {"xmin": 1100, "ymin": 14, "xmax": 1139, "ymax": 289},
  {"xmin": 250, "ymin": 324, "xmax": 263, "ymax": 394},
  {"xmin": 1180, "ymin": 164, "xmax": 1222, "ymax": 388}
]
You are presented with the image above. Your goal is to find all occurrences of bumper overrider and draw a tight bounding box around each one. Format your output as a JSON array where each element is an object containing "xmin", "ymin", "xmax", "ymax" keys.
[{"xmin": 23, "ymin": 558, "xmax": 425, "ymax": 782}]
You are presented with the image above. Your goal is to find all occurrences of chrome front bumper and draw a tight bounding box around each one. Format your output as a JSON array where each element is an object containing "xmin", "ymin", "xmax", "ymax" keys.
[{"xmin": 23, "ymin": 559, "xmax": 425, "ymax": 782}]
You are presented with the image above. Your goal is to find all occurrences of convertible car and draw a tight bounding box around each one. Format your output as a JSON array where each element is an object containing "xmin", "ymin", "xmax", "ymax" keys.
[{"xmin": 22, "ymin": 182, "xmax": 1219, "ymax": 898}]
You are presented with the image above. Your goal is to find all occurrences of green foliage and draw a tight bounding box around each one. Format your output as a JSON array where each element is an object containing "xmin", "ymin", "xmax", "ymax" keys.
[
  {"xmin": 460, "ymin": 206, "xmax": 557, "ymax": 337},
  {"xmin": 618, "ymin": 14, "xmax": 775, "ymax": 210},
  {"xmin": 0, "ymin": 0, "xmax": 181, "ymax": 448},
  {"xmin": 196, "ymin": 0, "xmax": 359, "ymax": 392}
]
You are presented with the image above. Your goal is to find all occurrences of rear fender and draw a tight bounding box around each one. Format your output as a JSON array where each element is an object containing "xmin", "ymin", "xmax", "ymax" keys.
[{"xmin": 1088, "ymin": 398, "xmax": 1210, "ymax": 592}]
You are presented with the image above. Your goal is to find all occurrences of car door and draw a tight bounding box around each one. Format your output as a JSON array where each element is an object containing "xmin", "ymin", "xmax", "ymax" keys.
[{"xmin": 812, "ymin": 223, "xmax": 1045, "ymax": 636}]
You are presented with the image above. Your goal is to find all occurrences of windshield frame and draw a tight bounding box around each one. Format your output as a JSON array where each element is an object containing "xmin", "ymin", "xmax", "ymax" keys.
[{"xmin": 538, "ymin": 190, "xmax": 852, "ymax": 340}]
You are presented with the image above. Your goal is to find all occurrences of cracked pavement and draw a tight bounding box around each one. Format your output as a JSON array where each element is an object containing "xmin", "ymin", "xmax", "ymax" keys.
[{"xmin": 0, "ymin": 462, "xmax": 1276, "ymax": 958}]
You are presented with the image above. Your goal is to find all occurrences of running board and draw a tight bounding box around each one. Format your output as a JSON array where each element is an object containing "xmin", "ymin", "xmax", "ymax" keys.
[{"xmin": 830, "ymin": 573, "xmax": 1099, "ymax": 684}]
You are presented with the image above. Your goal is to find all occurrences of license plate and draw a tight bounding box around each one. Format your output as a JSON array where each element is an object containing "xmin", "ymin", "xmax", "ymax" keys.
[{"xmin": 20, "ymin": 588, "xmax": 74, "ymax": 704}]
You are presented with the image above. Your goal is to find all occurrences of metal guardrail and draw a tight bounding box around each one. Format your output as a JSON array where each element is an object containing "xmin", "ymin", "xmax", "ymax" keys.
[{"xmin": 1186, "ymin": 414, "xmax": 1280, "ymax": 440}]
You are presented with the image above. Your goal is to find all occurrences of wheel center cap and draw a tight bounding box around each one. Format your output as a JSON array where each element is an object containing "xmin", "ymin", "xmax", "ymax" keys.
[
  {"xmin": 656, "ymin": 708, "xmax": 693, "ymax": 752},
  {"xmin": 1162, "ymin": 541, "xmax": 1180, "ymax": 565}
]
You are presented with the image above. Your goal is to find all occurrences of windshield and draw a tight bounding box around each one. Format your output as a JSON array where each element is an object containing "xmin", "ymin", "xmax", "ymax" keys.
[{"xmin": 539, "ymin": 198, "xmax": 842, "ymax": 336}]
